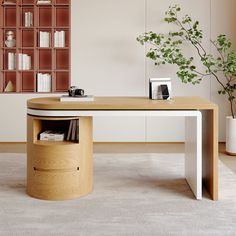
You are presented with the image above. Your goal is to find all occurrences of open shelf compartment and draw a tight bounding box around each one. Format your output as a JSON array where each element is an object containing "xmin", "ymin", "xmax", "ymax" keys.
[
  {"xmin": 55, "ymin": 71, "xmax": 69, "ymax": 92},
  {"xmin": 21, "ymin": 71, "xmax": 35, "ymax": 92},
  {"xmin": 4, "ymin": 7, "xmax": 17, "ymax": 27},
  {"xmin": 55, "ymin": 7, "xmax": 69, "ymax": 27},
  {"xmin": 38, "ymin": 7, "xmax": 52, "ymax": 27},
  {"xmin": 38, "ymin": 49, "xmax": 52, "ymax": 70},
  {"xmin": 33, "ymin": 117, "xmax": 79, "ymax": 144},
  {"xmin": 20, "ymin": 29, "xmax": 34, "ymax": 47}
]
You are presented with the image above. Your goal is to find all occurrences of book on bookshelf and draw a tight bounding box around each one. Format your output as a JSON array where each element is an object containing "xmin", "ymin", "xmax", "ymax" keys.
[
  {"xmin": 67, "ymin": 120, "xmax": 73, "ymax": 141},
  {"xmin": 8, "ymin": 52, "xmax": 16, "ymax": 70},
  {"xmin": 54, "ymin": 31, "xmax": 65, "ymax": 48},
  {"xmin": 40, "ymin": 130, "xmax": 65, "ymax": 141},
  {"xmin": 37, "ymin": 0, "xmax": 51, "ymax": 5},
  {"xmin": 2, "ymin": 1, "xmax": 16, "ymax": 4},
  {"xmin": 39, "ymin": 31, "xmax": 50, "ymax": 48},
  {"xmin": 60, "ymin": 95, "xmax": 94, "ymax": 102},
  {"xmin": 37, "ymin": 73, "xmax": 52, "ymax": 92},
  {"xmin": 24, "ymin": 12, "xmax": 33, "ymax": 27},
  {"xmin": 18, "ymin": 53, "xmax": 31, "ymax": 70},
  {"xmin": 66, "ymin": 120, "xmax": 79, "ymax": 142},
  {"xmin": 71, "ymin": 120, "xmax": 76, "ymax": 141},
  {"xmin": 76, "ymin": 119, "xmax": 79, "ymax": 142}
]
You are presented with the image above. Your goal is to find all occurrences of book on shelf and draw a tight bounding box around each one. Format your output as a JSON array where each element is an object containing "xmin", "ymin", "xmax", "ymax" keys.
[
  {"xmin": 60, "ymin": 95, "xmax": 94, "ymax": 102},
  {"xmin": 8, "ymin": 52, "xmax": 16, "ymax": 70},
  {"xmin": 76, "ymin": 119, "xmax": 79, "ymax": 142},
  {"xmin": 37, "ymin": 0, "xmax": 51, "ymax": 4},
  {"xmin": 66, "ymin": 120, "xmax": 79, "ymax": 142},
  {"xmin": 18, "ymin": 53, "xmax": 31, "ymax": 70},
  {"xmin": 66, "ymin": 120, "xmax": 73, "ymax": 141},
  {"xmin": 54, "ymin": 31, "xmax": 65, "ymax": 48},
  {"xmin": 71, "ymin": 120, "xmax": 76, "ymax": 141},
  {"xmin": 2, "ymin": 1, "xmax": 16, "ymax": 4},
  {"xmin": 37, "ymin": 73, "xmax": 52, "ymax": 92},
  {"xmin": 40, "ymin": 130, "xmax": 65, "ymax": 141},
  {"xmin": 39, "ymin": 31, "xmax": 50, "ymax": 47},
  {"xmin": 24, "ymin": 12, "xmax": 33, "ymax": 27}
]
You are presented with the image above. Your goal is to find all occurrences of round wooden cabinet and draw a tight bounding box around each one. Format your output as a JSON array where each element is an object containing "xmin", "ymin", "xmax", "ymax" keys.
[{"xmin": 27, "ymin": 115, "xmax": 93, "ymax": 200}]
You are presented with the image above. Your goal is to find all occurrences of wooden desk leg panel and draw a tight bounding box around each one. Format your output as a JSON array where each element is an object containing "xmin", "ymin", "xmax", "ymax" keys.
[
  {"xmin": 185, "ymin": 114, "xmax": 202, "ymax": 200},
  {"xmin": 27, "ymin": 115, "xmax": 93, "ymax": 200},
  {"xmin": 77, "ymin": 116, "xmax": 93, "ymax": 196},
  {"xmin": 201, "ymin": 109, "xmax": 219, "ymax": 200}
]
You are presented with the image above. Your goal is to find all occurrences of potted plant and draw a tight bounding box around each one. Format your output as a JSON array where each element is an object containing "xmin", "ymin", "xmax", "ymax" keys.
[{"xmin": 137, "ymin": 5, "xmax": 236, "ymax": 155}]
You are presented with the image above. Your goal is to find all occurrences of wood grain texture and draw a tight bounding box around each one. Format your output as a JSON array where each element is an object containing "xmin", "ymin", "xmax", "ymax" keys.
[
  {"xmin": 27, "ymin": 115, "xmax": 93, "ymax": 200},
  {"xmin": 27, "ymin": 96, "xmax": 218, "ymax": 110},
  {"xmin": 201, "ymin": 108, "xmax": 219, "ymax": 200}
]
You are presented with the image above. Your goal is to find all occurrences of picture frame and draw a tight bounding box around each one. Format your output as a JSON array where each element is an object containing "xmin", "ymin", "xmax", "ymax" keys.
[{"xmin": 149, "ymin": 78, "xmax": 172, "ymax": 100}]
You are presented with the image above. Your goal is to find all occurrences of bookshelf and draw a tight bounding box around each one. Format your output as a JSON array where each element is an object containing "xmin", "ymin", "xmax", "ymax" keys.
[{"xmin": 0, "ymin": 0, "xmax": 71, "ymax": 93}]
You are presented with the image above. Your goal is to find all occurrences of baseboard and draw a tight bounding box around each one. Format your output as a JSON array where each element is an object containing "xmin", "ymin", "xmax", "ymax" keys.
[
  {"xmin": 0, "ymin": 142, "xmax": 26, "ymax": 144},
  {"xmin": 0, "ymin": 142, "xmax": 225, "ymax": 144},
  {"xmin": 94, "ymin": 142, "xmax": 185, "ymax": 144},
  {"xmin": 0, "ymin": 141, "xmax": 184, "ymax": 144}
]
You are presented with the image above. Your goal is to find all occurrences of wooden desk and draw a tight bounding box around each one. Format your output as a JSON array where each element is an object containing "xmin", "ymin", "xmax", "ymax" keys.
[{"xmin": 27, "ymin": 96, "xmax": 218, "ymax": 200}]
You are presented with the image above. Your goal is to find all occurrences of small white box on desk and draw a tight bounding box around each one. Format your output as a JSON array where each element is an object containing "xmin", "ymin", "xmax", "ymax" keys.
[{"xmin": 60, "ymin": 95, "xmax": 94, "ymax": 102}]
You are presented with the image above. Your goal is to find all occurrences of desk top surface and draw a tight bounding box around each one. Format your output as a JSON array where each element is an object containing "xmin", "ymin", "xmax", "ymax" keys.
[{"xmin": 27, "ymin": 96, "xmax": 217, "ymax": 110}]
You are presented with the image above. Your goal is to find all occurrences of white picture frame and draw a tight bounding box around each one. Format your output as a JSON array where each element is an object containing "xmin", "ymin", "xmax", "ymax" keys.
[{"xmin": 149, "ymin": 78, "xmax": 172, "ymax": 100}]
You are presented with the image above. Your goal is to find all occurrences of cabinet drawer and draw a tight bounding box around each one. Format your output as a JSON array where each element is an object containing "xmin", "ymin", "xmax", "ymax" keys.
[
  {"xmin": 32, "ymin": 144, "xmax": 80, "ymax": 170},
  {"xmin": 29, "ymin": 170, "xmax": 81, "ymax": 200}
]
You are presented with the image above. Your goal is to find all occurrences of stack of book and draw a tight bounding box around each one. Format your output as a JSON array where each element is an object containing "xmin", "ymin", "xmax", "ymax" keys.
[
  {"xmin": 54, "ymin": 31, "xmax": 65, "ymax": 47},
  {"xmin": 37, "ymin": 0, "xmax": 51, "ymax": 4},
  {"xmin": 2, "ymin": 1, "xmax": 16, "ymax": 4},
  {"xmin": 39, "ymin": 31, "xmax": 50, "ymax": 47},
  {"xmin": 8, "ymin": 52, "xmax": 16, "ymax": 70},
  {"xmin": 24, "ymin": 12, "xmax": 33, "ymax": 27},
  {"xmin": 18, "ymin": 53, "xmax": 31, "ymax": 70},
  {"xmin": 40, "ymin": 130, "xmax": 65, "ymax": 141},
  {"xmin": 37, "ymin": 73, "xmax": 52, "ymax": 92},
  {"xmin": 67, "ymin": 120, "xmax": 79, "ymax": 142}
]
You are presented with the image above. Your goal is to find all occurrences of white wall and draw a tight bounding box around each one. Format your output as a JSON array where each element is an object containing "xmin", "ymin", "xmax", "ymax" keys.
[
  {"xmin": 72, "ymin": 0, "xmax": 147, "ymax": 142},
  {"xmin": 0, "ymin": 0, "xmax": 235, "ymax": 142},
  {"xmin": 211, "ymin": 0, "xmax": 236, "ymax": 141}
]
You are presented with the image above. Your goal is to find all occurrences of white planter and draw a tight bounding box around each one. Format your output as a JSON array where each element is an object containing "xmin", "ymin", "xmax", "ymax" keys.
[{"xmin": 226, "ymin": 116, "xmax": 236, "ymax": 155}]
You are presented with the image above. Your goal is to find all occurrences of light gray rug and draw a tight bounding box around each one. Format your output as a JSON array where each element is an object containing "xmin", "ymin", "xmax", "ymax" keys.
[{"xmin": 0, "ymin": 153, "xmax": 236, "ymax": 236}]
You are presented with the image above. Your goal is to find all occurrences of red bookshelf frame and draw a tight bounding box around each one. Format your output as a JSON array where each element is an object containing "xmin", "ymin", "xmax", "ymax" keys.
[{"xmin": 0, "ymin": 0, "xmax": 71, "ymax": 93}]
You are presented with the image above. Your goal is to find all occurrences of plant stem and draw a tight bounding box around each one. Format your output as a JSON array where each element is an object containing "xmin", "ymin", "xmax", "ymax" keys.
[
  {"xmin": 230, "ymin": 99, "xmax": 235, "ymax": 119},
  {"xmin": 193, "ymin": 70, "xmax": 211, "ymax": 77},
  {"xmin": 211, "ymin": 72, "xmax": 235, "ymax": 118}
]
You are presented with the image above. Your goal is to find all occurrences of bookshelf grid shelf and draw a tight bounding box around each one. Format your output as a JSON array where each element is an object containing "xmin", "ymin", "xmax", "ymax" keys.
[{"xmin": 0, "ymin": 0, "xmax": 70, "ymax": 93}]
